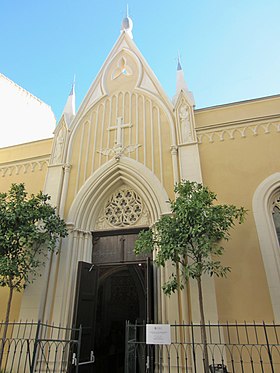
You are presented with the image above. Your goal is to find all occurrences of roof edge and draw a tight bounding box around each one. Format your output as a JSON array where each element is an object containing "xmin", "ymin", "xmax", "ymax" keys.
[{"xmin": 195, "ymin": 93, "xmax": 280, "ymax": 112}]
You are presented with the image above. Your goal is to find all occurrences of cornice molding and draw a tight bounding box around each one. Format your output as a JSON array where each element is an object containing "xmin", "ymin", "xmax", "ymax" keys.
[
  {"xmin": 197, "ymin": 119, "xmax": 280, "ymax": 143},
  {"xmin": 194, "ymin": 95, "xmax": 280, "ymax": 112},
  {"xmin": 196, "ymin": 113, "xmax": 280, "ymax": 131},
  {"xmin": 0, "ymin": 156, "xmax": 49, "ymax": 178}
]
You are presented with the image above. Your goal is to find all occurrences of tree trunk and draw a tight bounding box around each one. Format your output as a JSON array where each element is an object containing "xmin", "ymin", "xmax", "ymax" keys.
[
  {"xmin": 0, "ymin": 284, "xmax": 14, "ymax": 369},
  {"xmin": 197, "ymin": 276, "xmax": 209, "ymax": 373}
]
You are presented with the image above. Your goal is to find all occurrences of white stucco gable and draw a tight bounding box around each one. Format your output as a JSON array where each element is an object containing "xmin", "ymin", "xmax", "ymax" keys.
[
  {"xmin": 0, "ymin": 74, "xmax": 56, "ymax": 148},
  {"xmin": 71, "ymin": 30, "xmax": 174, "ymax": 128}
]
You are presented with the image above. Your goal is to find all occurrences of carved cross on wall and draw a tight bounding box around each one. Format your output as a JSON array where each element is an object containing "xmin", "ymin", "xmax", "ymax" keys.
[
  {"xmin": 109, "ymin": 117, "xmax": 131, "ymax": 146},
  {"xmin": 97, "ymin": 116, "xmax": 141, "ymax": 160}
]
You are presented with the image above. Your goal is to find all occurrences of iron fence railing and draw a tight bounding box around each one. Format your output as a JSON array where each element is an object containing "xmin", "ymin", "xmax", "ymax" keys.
[
  {"xmin": 0, "ymin": 320, "xmax": 82, "ymax": 373},
  {"xmin": 125, "ymin": 321, "xmax": 280, "ymax": 373},
  {"xmin": 2, "ymin": 320, "xmax": 280, "ymax": 372}
]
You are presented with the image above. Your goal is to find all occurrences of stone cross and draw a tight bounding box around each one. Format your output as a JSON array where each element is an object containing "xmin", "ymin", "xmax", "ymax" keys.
[
  {"xmin": 98, "ymin": 116, "xmax": 140, "ymax": 160},
  {"xmin": 109, "ymin": 117, "xmax": 131, "ymax": 146}
]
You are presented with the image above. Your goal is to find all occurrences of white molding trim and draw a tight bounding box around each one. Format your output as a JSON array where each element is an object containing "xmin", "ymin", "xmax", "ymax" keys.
[
  {"xmin": 67, "ymin": 156, "xmax": 170, "ymax": 231},
  {"xmin": 101, "ymin": 47, "xmax": 142, "ymax": 95},
  {"xmin": 197, "ymin": 120, "xmax": 280, "ymax": 143},
  {"xmin": 0, "ymin": 157, "xmax": 49, "ymax": 178},
  {"xmin": 253, "ymin": 172, "xmax": 280, "ymax": 321}
]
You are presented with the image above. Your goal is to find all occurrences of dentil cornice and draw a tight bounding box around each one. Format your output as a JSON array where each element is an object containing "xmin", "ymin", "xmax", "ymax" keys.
[
  {"xmin": 197, "ymin": 120, "xmax": 280, "ymax": 143},
  {"xmin": 0, "ymin": 156, "xmax": 49, "ymax": 178}
]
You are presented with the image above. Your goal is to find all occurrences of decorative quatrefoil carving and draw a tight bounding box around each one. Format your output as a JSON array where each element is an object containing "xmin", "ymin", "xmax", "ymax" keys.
[{"xmin": 111, "ymin": 57, "xmax": 133, "ymax": 80}]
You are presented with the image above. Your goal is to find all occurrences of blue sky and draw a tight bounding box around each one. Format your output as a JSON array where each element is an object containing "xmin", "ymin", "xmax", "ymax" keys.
[{"xmin": 1, "ymin": 0, "xmax": 280, "ymax": 120}]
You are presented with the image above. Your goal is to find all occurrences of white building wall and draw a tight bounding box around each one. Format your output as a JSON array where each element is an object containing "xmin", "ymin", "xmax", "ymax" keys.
[{"xmin": 0, "ymin": 74, "xmax": 56, "ymax": 148}]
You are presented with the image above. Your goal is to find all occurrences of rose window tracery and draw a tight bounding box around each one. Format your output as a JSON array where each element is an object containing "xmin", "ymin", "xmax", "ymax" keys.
[{"xmin": 104, "ymin": 189, "xmax": 143, "ymax": 227}]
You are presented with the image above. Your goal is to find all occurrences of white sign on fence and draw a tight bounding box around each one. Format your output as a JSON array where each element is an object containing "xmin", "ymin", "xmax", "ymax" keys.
[{"xmin": 146, "ymin": 324, "xmax": 171, "ymax": 345}]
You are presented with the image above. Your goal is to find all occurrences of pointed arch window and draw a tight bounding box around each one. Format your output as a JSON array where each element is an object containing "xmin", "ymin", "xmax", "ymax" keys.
[
  {"xmin": 253, "ymin": 173, "xmax": 280, "ymax": 321},
  {"xmin": 272, "ymin": 194, "xmax": 280, "ymax": 245}
]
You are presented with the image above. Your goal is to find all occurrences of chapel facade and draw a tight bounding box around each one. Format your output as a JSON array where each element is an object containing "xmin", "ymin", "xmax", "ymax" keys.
[{"xmin": 0, "ymin": 15, "xmax": 280, "ymax": 366}]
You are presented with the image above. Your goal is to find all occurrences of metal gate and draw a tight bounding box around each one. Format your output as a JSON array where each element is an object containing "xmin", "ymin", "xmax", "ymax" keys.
[{"xmin": 0, "ymin": 320, "xmax": 82, "ymax": 372}]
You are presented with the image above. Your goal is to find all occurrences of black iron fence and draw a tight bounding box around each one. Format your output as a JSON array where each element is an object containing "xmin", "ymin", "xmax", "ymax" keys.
[
  {"xmin": 125, "ymin": 321, "xmax": 280, "ymax": 373},
  {"xmin": 0, "ymin": 320, "xmax": 82, "ymax": 373},
  {"xmin": 2, "ymin": 320, "xmax": 280, "ymax": 372}
]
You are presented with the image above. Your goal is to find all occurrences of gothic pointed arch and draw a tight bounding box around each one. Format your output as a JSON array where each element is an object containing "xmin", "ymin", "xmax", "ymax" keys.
[
  {"xmin": 67, "ymin": 157, "xmax": 170, "ymax": 231},
  {"xmin": 253, "ymin": 172, "xmax": 280, "ymax": 321}
]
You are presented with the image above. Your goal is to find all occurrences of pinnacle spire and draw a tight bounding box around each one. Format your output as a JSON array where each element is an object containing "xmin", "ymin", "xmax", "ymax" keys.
[
  {"xmin": 63, "ymin": 77, "xmax": 76, "ymax": 125},
  {"xmin": 177, "ymin": 52, "xmax": 182, "ymax": 71},
  {"xmin": 176, "ymin": 55, "xmax": 188, "ymax": 94},
  {"xmin": 173, "ymin": 56, "xmax": 195, "ymax": 106}
]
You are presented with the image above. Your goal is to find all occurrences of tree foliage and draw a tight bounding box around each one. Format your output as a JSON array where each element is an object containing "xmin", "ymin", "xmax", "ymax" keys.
[
  {"xmin": 135, "ymin": 180, "xmax": 246, "ymax": 296},
  {"xmin": 0, "ymin": 183, "xmax": 68, "ymax": 293},
  {"xmin": 136, "ymin": 180, "xmax": 246, "ymax": 372}
]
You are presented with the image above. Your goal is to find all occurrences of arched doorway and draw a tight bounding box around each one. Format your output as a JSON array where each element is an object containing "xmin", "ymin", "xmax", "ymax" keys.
[
  {"xmin": 72, "ymin": 229, "xmax": 152, "ymax": 372},
  {"xmin": 94, "ymin": 265, "xmax": 145, "ymax": 372}
]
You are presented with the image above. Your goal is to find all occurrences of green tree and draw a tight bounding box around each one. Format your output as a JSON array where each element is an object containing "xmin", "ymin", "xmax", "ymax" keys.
[
  {"xmin": 0, "ymin": 183, "xmax": 67, "ymax": 364},
  {"xmin": 135, "ymin": 180, "xmax": 246, "ymax": 372}
]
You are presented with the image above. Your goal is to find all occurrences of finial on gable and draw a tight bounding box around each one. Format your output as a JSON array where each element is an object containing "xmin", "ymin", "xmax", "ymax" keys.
[
  {"xmin": 121, "ymin": 4, "xmax": 133, "ymax": 39},
  {"xmin": 173, "ymin": 55, "xmax": 195, "ymax": 106},
  {"xmin": 177, "ymin": 52, "xmax": 182, "ymax": 71}
]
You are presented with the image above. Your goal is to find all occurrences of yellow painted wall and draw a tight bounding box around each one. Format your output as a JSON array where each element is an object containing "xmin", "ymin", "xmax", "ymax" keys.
[
  {"xmin": 195, "ymin": 98, "xmax": 280, "ymax": 322},
  {"xmin": 195, "ymin": 95, "xmax": 280, "ymax": 128},
  {"xmin": 0, "ymin": 138, "xmax": 52, "ymax": 321},
  {"xmin": 0, "ymin": 138, "xmax": 52, "ymax": 163},
  {"xmin": 0, "ymin": 139, "xmax": 52, "ymax": 194}
]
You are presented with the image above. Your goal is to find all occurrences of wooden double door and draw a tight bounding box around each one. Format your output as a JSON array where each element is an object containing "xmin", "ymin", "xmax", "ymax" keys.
[{"xmin": 72, "ymin": 229, "xmax": 152, "ymax": 372}]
